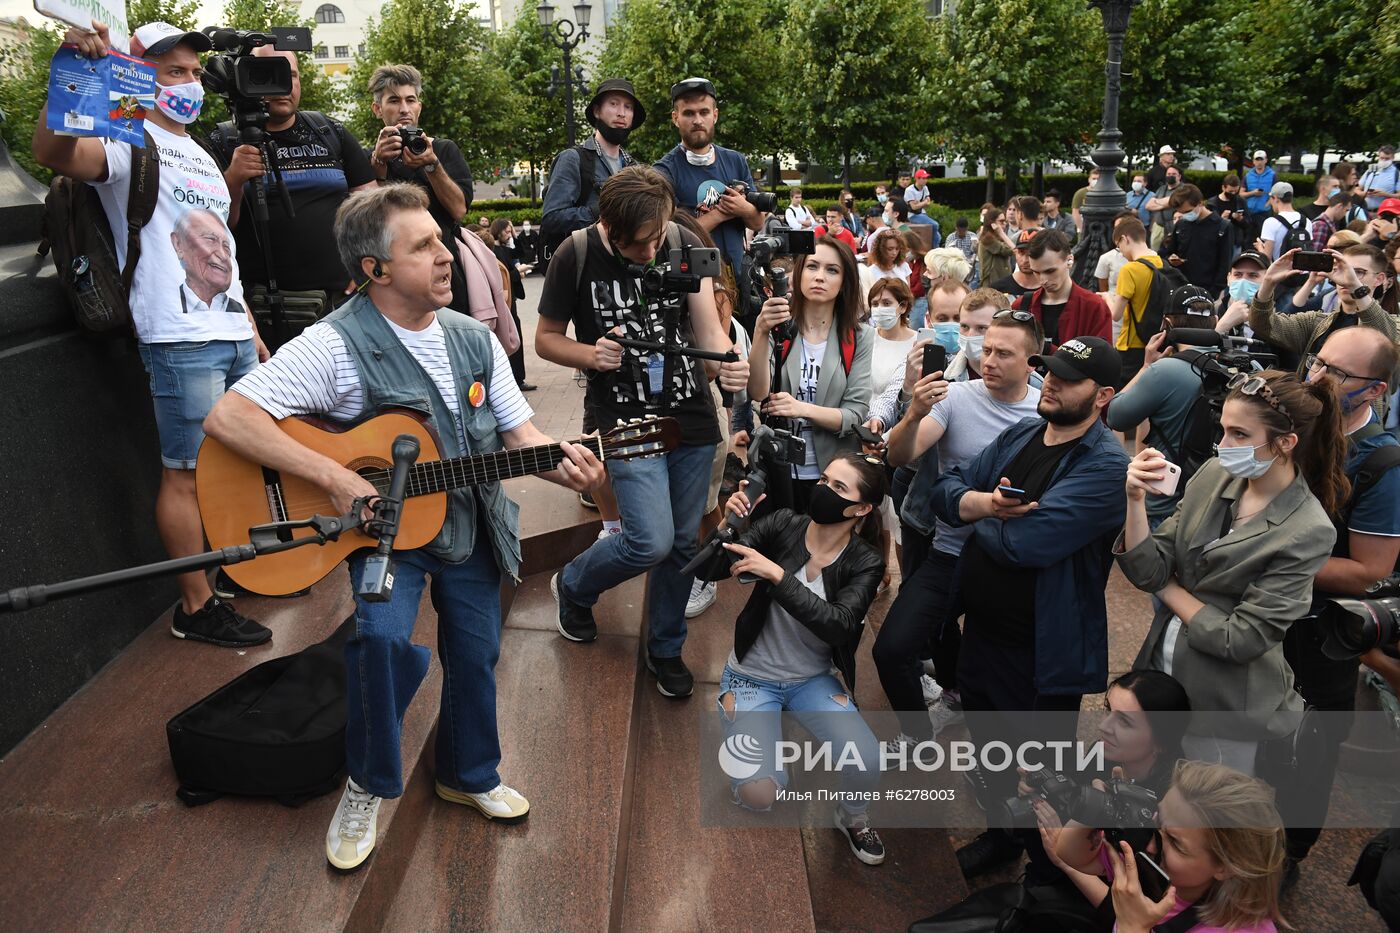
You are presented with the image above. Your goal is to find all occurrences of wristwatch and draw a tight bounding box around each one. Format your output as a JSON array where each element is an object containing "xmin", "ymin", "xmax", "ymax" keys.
[
  {"xmin": 423, "ymin": 161, "xmax": 438, "ymax": 174},
  {"xmin": 1351, "ymin": 285, "xmax": 1372, "ymax": 302}
]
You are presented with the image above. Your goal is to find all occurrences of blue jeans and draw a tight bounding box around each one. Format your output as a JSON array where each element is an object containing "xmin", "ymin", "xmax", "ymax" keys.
[
  {"xmin": 910, "ymin": 296, "xmax": 929, "ymax": 330},
  {"xmin": 137, "ymin": 338, "xmax": 257, "ymax": 469},
  {"xmin": 719, "ymin": 666, "xmax": 881, "ymax": 814},
  {"xmin": 561, "ymin": 442, "xmax": 715, "ymax": 658},
  {"xmin": 345, "ymin": 532, "xmax": 503, "ymax": 799}
]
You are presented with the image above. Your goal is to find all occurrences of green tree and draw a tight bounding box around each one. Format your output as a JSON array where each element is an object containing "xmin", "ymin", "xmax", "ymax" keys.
[
  {"xmin": 781, "ymin": 0, "xmax": 933, "ymax": 185},
  {"xmin": 127, "ymin": 0, "xmax": 200, "ymax": 31},
  {"xmin": 927, "ymin": 0, "xmax": 1099, "ymax": 187},
  {"xmin": 345, "ymin": 0, "xmax": 519, "ymax": 168},
  {"xmin": 493, "ymin": 12, "xmax": 569, "ymax": 202},
  {"xmin": 594, "ymin": 0, "xmax": 793, "ymax": 169}
]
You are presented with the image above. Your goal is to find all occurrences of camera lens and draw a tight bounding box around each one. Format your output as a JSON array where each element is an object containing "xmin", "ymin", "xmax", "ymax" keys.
[{"xmin": 994, "ymin": 795, "xmax": 1039, "ymax": 831}]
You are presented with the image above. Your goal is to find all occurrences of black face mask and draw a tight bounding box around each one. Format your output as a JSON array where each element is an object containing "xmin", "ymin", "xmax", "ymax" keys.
[
  {"xmin": 807, "ymin": 483, "xmax": 862, "ymax": 525},
  {"xmin": 597, "ymin": 123, "xmax": 632, "ymax": 146}
]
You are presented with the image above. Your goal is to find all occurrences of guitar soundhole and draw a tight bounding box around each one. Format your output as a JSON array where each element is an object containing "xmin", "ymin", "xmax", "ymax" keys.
[{"xmin": 352, "ymin": 459, "xmax": 391, "ymax": 495}]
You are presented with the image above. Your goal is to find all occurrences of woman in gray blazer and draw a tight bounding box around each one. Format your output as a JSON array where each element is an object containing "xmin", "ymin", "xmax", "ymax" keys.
[
  {"xmin": 1115, "ymin": 369, "xmax": 1349, "ymax": 774},
  {"xmin": 749, "ymin": 237, "xmax": 874, "ymax": 510}
]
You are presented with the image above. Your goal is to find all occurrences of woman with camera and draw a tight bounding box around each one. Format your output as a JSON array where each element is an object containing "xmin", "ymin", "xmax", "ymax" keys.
[
  {"xmin": 977, "ymin": 208, "xmax": 1015, "ymax": 288},
  {"xmin": 749, "ymin": 237, "xmax": 874, "ymax": 511},
  {"xmin": 1116, "ymin": 370, "xmax": 1345, "ymax": 774},
  {"xmin": 705, "ymin": 452, "xmax": 888, "ymax": 865},
  {"xmin": 1054, "ymin": 760, "xmax": 1288, "ymax": 933},
  {"xmin": 1029, "ymin": 670, "xmax": 1190, "ymax": 903}
]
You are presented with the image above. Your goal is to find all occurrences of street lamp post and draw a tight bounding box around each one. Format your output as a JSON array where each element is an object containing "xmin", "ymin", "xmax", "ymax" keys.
[
  {"xmin": 1072, "ymin": 0, "xmax": 1143, "ymax": 288},
  {"xmin": 537, "ymin": 1, "xmax": 592, "ymax": 148}
]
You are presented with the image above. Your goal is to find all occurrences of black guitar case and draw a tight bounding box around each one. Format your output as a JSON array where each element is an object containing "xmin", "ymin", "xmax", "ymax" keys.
[{"xmin": 166, "ymin": 616, "xmax": 353, "ymax": 807}]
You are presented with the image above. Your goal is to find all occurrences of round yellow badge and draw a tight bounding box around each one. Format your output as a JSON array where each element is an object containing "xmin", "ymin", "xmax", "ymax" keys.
[{"xmin": 468, "ymin": 381, "xmax": 486, "ymax": 407}]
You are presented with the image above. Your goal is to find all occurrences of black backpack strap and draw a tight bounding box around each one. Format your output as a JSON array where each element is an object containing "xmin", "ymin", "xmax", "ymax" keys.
[
  {"xmin": 571, "ymin": 226, "xmax": 590, "ymax": 292},
  {"xmin": 298, "ymin": 110, "xmax": 343, "ymax": 162},
  {"xmin": 575, "ymin": 145, "xmax": 597, "ymax": 209},
  {"xmin": 122, "ymin": 132, "xmax": 161, "ymax": 296},
  {"xmin": 1344, "ymin": 443, "xmax": 1400, "ymax": 528},
  {"xmin": 1129, "ymin": 258, "xmax": 1159, "ymax": 343}
]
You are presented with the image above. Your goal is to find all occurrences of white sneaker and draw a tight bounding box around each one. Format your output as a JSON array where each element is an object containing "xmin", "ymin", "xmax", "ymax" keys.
[
  {"xmin": 435, "ymin": 780, "xmax": 530, "ymax": 823},
  {"xmin": 881, "ymin": 732, "xmax": 919, "ymax": 769},
  {"xmin": 921, "ymin": 674, "xmax": 944, "ymax": 708},
  {"xmin": 685, "ymin": 579, "xmax": 717, "ymax": 618},
  {"xmin": 325, "ymin": 778, "xmax": 381, "ymax": 870},
  {"xmin": 597, "ymin": 526, "xmax": 622, "ymax": 541},
  {"xmin": 928, "ymin": 695, "xmax": 965, "ymax": 736}
]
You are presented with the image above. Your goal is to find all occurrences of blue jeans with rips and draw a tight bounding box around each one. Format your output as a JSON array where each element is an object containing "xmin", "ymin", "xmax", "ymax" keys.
[
  {"xmin": 560, "ymin": 442, "xmax": 715, "ymax": 659},
  {"xmin": 345, "ymin": 529, "xmax": 504, "ymax": 799}
]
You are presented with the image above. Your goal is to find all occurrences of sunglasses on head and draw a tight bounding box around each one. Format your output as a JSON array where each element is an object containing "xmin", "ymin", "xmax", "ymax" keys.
[{"xmin": 1227, "ymin": 372, "xmax": 1294, "ymax": 429}]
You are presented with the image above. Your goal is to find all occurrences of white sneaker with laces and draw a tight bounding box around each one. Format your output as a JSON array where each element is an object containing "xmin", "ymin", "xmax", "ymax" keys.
[
  {"xmin": 597, "ymin": 526, "xmax": 622, "ymax": 542},
  {"xmin": 929, "ymin": 696, "xmax": 965, "ymax": 736},
  {"xmin": 921, "ymin": 674, "xmax": 944, "ymax": 708},
  {"xmin": 881, "ymin": 732, "xmax": 920, "ymax": 768},
  {"xmin": 325, "ymin": 779, "xmax": 381, "ymax": 870},
  {"xmin": 685, "ymin": 579, "xmax": 717, "ymax": 618},
  {"xmin": 435, "ymin": 780, "xmax": 530, "ymax": 822}
]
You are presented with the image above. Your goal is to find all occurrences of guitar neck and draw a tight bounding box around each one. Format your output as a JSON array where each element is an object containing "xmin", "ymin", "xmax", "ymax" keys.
[{"xmin": 402, "ymin": 437, "xmax": 601, "ymax": 498}]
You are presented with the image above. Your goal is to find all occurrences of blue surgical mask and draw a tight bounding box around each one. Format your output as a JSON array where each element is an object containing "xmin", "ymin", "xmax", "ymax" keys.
[
  {"xmin": 876, "ymin": 193, "xmax": 888, "ymax": 204},
  {"xmin": 1228, "ymin": 279, "xmax": 1260, "ymax": 304},
  {"xmin": 933, "ymin": 321, "xmax": 960, "ymax": 354},
  {"xmin": 1178, "ymin": 209, "xmax": 1200, "ymax": 223},
  {"xmin": 1216, "ymin": 442, "xmax": 1275, "ymax": 479}
]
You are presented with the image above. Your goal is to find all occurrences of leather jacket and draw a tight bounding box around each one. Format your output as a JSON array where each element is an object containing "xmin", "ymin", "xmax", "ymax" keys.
[{"xmin": 702, "ymin": 507, "xmax": 885, "ymax": 689}]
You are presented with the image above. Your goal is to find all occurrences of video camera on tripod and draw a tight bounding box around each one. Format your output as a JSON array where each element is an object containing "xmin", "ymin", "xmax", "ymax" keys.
[
  {"xmin": 1160, "ymin": 328, "xmax": 1278, "ymax": 480},
  {"xmin": 680, "ymin": 424, "xmax": 806, "ymax": 583},
  {"xmin": 201, "ymin": 26, "xmax": 313, "ymax": 350},
  {"xmin": 738, "ymin": 217, "xmax": 816, "ymax": 329}
]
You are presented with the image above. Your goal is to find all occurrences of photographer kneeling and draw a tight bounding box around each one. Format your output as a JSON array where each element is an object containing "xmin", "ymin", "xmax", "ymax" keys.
[
  {"xmin": 705, "ymin": 452, "xmax": 888, "ymax": 865},
  {"xmin": 1055, "ymin": 761, "xmax": 1288, "ymax": 933}
]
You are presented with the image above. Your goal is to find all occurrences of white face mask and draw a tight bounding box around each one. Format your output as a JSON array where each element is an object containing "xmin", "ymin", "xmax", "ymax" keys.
[
  {"xmin": 685, "ymin": 147, "xmax": 716, "ymax": 166},
  {"xmin": 1380, "ymin": 158, "xmax": 1394, "ymax": 170},
  {"xmin": 1217, "ymin": 442, "xmax": 1275, "ymax": 479},
  {"xmin": 155, "ymin": 80, "xmax": 204, "ymax": 124},
  {"xmin": 958, "ymin": 333, "xmax": 984, "ymax": 361},
  {"xmin": 1131, "ymin": 181, "xmax": 1145, "ymax": 194},
  {"xmin": 522, "ymin": 223, "xmax": 531, "ymax": 233},
  {"xmin": 870, "ymin": 306, "xmax": 900, "ymax": 330}
]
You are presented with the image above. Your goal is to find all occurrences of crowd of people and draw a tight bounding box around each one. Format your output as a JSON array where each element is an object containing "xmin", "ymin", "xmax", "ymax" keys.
[{"xmin": 33, "ymin": 17, "xmax": 1400, "ymax": 930}]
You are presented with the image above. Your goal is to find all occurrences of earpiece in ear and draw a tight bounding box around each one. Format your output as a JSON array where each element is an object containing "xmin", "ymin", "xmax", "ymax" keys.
[{"xmin": 373, "ymin": 263, "xmax": 385, "ymax": 278}]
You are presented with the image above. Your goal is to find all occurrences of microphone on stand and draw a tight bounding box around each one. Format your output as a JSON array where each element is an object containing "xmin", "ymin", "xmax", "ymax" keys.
[{"xmin": 357, "ymin": 434, "xmax": 419, "ymax": 602}]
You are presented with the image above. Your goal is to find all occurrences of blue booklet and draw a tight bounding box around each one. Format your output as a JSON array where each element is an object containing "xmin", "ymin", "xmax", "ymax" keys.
[{"xmin": 46, "ymin": 44, "xmax": 156, "ymax": 147}]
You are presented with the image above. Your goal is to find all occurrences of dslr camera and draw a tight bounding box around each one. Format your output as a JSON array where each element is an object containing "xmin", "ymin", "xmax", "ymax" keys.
[
  {"xmin": 997, "ymin": 768, "xmax": 1161, "ymax": 852},
  {"xmin": 1318, "ymin": 588, "xmax": 1400, "ymax": 660},
  {"xmin": 397, "ymin": 125, "xmax": 429, "ymax": 157}
]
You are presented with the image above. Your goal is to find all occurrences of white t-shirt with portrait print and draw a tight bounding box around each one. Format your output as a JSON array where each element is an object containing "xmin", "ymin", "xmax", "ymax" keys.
[
  {"xmin": 794, "ymin": 338, "xmax": 825, "ymax": 481},
  {"xmin": 91, "ymin": 122, "xmax": 251, "ymax": 345}
]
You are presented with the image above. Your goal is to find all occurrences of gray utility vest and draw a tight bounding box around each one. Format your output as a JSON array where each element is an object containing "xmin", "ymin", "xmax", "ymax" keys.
[{"xmin": 326, "ymin": 294, "xmax": 522, "ymax": 579}]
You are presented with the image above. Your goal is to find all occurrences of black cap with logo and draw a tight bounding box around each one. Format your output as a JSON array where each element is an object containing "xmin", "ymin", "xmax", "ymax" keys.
[{"xmin": 1030, "ymin": 336, "xmax": 1122, "ymax": 388}]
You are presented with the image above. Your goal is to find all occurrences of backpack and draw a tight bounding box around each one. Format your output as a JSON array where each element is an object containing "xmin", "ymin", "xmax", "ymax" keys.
[
  {"xmin": 206, "ymin": 109, "xmax": 343, "ymax": 168},
  {"xmin": 1349, "ymin": 817, "xmax": 1400, "ymax": 927},
  {"xmin": 37, "ymin": 131, "xmax": 160, "ymax": 336},
  {"xmin": 165, "ymin": 617, "xmax": 352, "ymax": 807},
  {"xmin": 1272, "ymin": 212, "xmax": 1312, "ymax": 255},
  {"xmin": 542, "ymin": 145, "xmax": 600, "ymax": 254},
  {"xmin": 1128, "ymin": 257, "xmax": 1190, "ymax": 345}
]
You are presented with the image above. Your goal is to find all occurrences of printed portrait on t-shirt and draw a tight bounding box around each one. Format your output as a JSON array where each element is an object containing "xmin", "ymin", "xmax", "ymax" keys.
[
  {"xmin": 588, "ymin": 278, "xmax": 704, "ymax": 408},
  {"xmin": 170, "ymin": 208, "xmax": 241, "ymax": 314}
]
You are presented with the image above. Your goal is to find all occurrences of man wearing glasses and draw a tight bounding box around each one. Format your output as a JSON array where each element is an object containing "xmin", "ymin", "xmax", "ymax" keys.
[{"xmin": 1279, "ymin": 325, "xmax": 1400, "ymax": 887}]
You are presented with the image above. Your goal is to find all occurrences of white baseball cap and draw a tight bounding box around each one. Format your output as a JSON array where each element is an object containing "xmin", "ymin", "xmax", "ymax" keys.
[
  {"xmin": 1158, "ymin": 145, "xmax": 1175, "ymax": 155},
  {"xmin": 1253, "ymin": 149, "xmax": 1268, "ymax": 160},
  {"xmin": 131, "ymin": 22, "xmax": 212, "ymax": 58}
]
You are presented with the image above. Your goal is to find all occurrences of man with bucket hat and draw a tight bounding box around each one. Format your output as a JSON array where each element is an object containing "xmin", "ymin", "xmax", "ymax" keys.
[{"xmin": 541, "ymin": 78, "xmax": 646, "ymax": 255}]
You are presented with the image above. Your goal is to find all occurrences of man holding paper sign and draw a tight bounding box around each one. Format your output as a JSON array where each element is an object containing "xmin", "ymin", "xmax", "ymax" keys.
[{"xmin": 34, "ymin": 20, "xmax": 273, "ymax": 649}]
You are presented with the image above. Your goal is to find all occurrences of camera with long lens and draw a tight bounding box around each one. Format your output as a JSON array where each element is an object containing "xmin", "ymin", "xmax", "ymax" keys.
[
  {"xmin": 397, "ymin": 125, "xmax": 428, "ymax": 156},
  {"xmin": 996, "ymin": 769, "xmax": 1160, "ymax": 852},
  {"xmin": 733, "ymin": 179, "xmax": 778, "ymax": 214},
  {"xmin": 1318, "ymin": 594, "xmax": 1400, "ymax": 661},
  {"xmin": 995, "ymin": 766, "xmax": 1078, "ymax": 830}
]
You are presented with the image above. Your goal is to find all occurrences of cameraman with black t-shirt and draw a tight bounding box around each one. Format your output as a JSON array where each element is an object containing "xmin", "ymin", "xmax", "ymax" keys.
[
  {"xmin": 535, "ymin": 166, "xmax": 749, "ymax": 699},
  {"xmin": 214, "ymin": 46, "xmax": 377, "ymax": 324},
  {"xmin": 366, "ymin": 64, "xmax": 475, "ymax": 312}
]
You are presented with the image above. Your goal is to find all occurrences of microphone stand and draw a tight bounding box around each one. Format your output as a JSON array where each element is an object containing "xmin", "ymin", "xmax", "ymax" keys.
[{"xmin": 0, "ymin": 434, "xmax": 423, "ymax": 614}]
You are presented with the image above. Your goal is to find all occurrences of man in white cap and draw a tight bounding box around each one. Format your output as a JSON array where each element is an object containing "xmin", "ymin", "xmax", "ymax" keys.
[
  {"xmin": 1144, "ymin": 144, "xmax": 1176, "ymax": 192},
  {"xmin": 1243, "ymin": 149, "xmax": 1277, "ymax": 239},
  {"xmin": 1260, "ymin": 181, "xmax": 1304, "ymax": 261},
  {"xmin": 33, "ymin": 20, "xmax": 271, "ymax": 648}
]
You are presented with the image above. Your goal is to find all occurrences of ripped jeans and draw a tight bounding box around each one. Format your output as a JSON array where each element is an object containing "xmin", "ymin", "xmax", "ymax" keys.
[{"xmin": 718, "ymin": 665, "xmax": 881, "ymax": 815}]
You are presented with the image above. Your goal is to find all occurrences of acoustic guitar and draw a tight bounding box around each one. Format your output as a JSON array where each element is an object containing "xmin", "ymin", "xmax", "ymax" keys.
[{"xmin": 196, "ymin": 412, "xmax": 680, "ymax": 596}]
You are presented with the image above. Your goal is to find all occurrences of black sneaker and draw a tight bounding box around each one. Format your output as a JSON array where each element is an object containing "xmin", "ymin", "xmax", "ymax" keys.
[
  {"xmin": 835, "ymin": 807, "xmax": 886, "ymax": 865},
  {"xmin": 212, "ymin": 568, "xmax": 308, "ymax": 600},
  {"xmin": 646, "ymin": 654, "xmax": 694, "ymax": 698},
  {"xmin": 578, "ymin": 489, "xmax": 598, "ymax": 510},
  {"xmin": 172, "ymin": 597, "xmax": 272, "ymax": 647},
  {"xmin": 955, "ymin": 829, "xmax": 1023, "ymax": 879},
  {"xmin": 550, "ymin": 573, "xmax": 597, "ymax": 643}
]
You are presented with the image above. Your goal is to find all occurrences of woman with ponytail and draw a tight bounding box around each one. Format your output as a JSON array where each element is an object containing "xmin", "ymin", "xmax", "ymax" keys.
[
  {"xmin": 703, "ymin": 451, "xmax": 889, "ymax": 865},
  {"xmin": 1115, "ymin": 370, "xmax": 1345, "ymax": 773}
]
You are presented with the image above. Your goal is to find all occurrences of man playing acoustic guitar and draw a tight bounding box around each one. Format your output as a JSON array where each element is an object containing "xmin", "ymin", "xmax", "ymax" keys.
[{"xmin": 204, "ymin": 184, "xmax": 605, "ymax": 870}]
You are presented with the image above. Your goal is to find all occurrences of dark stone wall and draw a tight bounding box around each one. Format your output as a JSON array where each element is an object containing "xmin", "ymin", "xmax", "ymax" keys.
[{"xmin": 0, "ymin": 176, "xmax": 170, "ymax": 755}]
